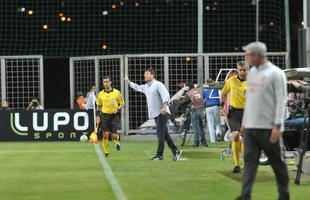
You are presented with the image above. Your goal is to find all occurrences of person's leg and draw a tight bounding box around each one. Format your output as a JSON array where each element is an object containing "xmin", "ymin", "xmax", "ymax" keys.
[
  {"xmin": 110, "ymin": 114, "xmax": 121, "ymax": 150},
  {"xmin": 154, "ymin": 115, "xmax": 165, "ymax": 157},
  {"xmin": 100, "ymin": 114, "xmax": 111, "ymax": 157},
  {"xmin": 231, "ymin": 131, "xmax": 241, "ymax": 168},
  {"xmin": 191, "ymin": 111, "xmax": 200, "ymax": 146},
  {"xmin": 241, "ymin": 129, "xmax": 261, "ymax": 200},
  {"xmin": 162, "ymin": 114, "xmax": 178, "ymax": 154},
  {"xmin": 102, "ymin": 131, "xmax": 110, "ymax": 156},
  {"xmin": 259, "ymin": 130, "xmax": 290, "ymax": 200},
  {"xmin": 284, "ymin": 118, "xmax": 304, "ymax": 128},
  {"xmin": 206, "ymin": 107, "xmax": 216, "ymax": 143},
  {"xmin": 213, "ymin": 106, "xmax": 222, "ymax": 138},
  {"xmin": 230, "ymin": 110, "xmax": 244, "ymax": 171},
  {"xmin": 198, "ymin": 110, "xmax": 207, "ymax": 144}
]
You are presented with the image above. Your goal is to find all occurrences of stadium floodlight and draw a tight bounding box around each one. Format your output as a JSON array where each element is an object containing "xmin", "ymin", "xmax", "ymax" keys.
[{"xmin": 18, "ymin": 7, "xmax": 26, "ymax": 12}]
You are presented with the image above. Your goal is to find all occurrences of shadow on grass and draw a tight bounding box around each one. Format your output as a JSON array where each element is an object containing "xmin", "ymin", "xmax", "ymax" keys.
[
  {"xmin": 217, "ymin": 170, "xmax": 276, "ymax": 183},
  {"xmin": 182, "ymin": 151, "xmax": 219, "ymax": 159}
]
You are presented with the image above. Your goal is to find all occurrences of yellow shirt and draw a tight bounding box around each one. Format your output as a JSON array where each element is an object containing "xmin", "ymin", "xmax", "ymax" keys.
[
  {"xmin": 96, "ymin": 89, "xmax": 125, "ymax": 114},
  {"xmin": 221, "ymin": 76, "xmax": 247, "ymax": 109}
]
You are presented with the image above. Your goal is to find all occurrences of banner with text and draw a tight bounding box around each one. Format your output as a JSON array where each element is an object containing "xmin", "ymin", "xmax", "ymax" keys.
[{"xmin": 0, "ymin": 110, "xmax": 95, "ymax": 141}]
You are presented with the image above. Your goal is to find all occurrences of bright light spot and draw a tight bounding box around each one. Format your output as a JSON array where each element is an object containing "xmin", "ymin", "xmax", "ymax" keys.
[
  {"xmin": 58, "ymin": 12, "xmax": 64, "ymax": 17},
  {"xmin": 61, "ymin": 16, "xmax": 66, "ymax": 21},
  {"xmin": 270, "ymin": 22, "xmax": 274, "ymax": 26},
  {"xmin": 234, "ymin": 47, "xmax": 240, "ymax": 52},
  {"xmin": 28, "ymin": 10, "xmax": 33, "ymax": 15},
  {"xmin": 67, "ymin": 17, "xmax": 72, "ymax": 22},
  {"xmin": 102, "ymin": 11, "xmax": 108, "ymax": 15},
  {"xmin": 42, "ymin": 24, "xmax": 48, "ymax": 30},
  {"xmin": 185, "ymin": 57, "xmax": 191, "ymax": 62},
  {"xmin": 120, "ymin": 1, "xmax": 125, "ymax": 6},
  {"xmin": 102, "ymin": 44, "xmax": 108, "ymax": 50},
  {"xmin": 112, "ymin": 4, "xmax": 117, "ymax": 9},
  {"xmin": 135, "ymin": 2, "xmax": 140, "ymax": 7},
  {"xmin": 205, "ymin": 6, "xmax": 210, "ymax": 10},
  {"xmin": 20, "ymin": 7, "xmax": 26, "ymax": 12}
]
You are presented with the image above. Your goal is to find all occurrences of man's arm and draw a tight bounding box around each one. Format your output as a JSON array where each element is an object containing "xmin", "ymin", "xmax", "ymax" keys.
[
  {"xmin": 273, "ymin": 70, "xmax": 288, "ymax": 127},
  {"xmin": 124, "ymin": 74, "xmax": 145, "ymax": 93},
  {"xmin": 270, "ymin": 70, "xmax": 287, "ymax": 143},
  {"xmin": 220, "ymin": 79, "xmax": 231, "ymax": 106},
  {"xmin": 299, "ymin": 84, "xmax": 310, "ymax": 93},
  {"xmin": 96, "ymin": 95, "xmax": 103, "ymax": 115},
  {"xmin": 157, "ymin": 83, "xmax": 171, "ymax": 114},
  {"xmin": 117, "ymin": 92, "xmax": 125, "ymax": 111}
]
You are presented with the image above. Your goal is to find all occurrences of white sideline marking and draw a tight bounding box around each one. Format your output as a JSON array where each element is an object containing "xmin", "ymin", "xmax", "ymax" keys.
[{"xmin": 94, "ymin": 144, "xmax": 127, "ymax": 200}]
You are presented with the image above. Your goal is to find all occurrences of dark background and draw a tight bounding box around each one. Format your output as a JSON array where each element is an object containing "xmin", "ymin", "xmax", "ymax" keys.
[{"xmin": 0, "ymin": 1, "xmax": 304, "ymax": 108}]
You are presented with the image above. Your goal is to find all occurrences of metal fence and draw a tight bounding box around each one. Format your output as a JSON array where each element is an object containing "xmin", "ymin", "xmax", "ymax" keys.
[
  {"xmin": 70, "ymin": 52, "xmax": 289, "ymax": 135},
  {"xmin": 0, "ymin": 56, "xmax": 44, "ymax": 109}
]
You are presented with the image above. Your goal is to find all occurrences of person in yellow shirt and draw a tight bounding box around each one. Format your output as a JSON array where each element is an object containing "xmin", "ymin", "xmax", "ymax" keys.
[
  {"xmin": 96, "ymin": 76, "xmax": 125, "ymax": 157},
  {"xmin": 221, "ymin": 61, "xmax": 248, "ymax": 173}
]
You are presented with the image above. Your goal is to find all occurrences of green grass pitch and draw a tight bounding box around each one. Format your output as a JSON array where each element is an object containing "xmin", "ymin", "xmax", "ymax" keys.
[{"xmin": 0, "ymin": 140, "xmax": 309, "ymax": 200}]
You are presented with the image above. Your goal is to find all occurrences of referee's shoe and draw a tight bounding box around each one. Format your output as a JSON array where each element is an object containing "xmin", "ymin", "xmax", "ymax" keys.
[{"xmin": 115, "ymin": 143, "xmax": 121, "ymax": 151}]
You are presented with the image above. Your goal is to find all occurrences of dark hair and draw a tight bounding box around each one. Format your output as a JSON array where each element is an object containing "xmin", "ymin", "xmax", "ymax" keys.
[
  {"xmin": 76, "ymin": 92, "xmax": 83, "ymax": 98},
  {"xmin": 103, "ymin": 76, "xmax": 112, "ymax": 81},
  {"xmin": 187, "ymin": 81, "xmax": 195, "ymax": 89},
  {"xmin": 145, "ymin": 68, "xmax": 156, "ymax": 76},
  {"xmin": 206, "ymin": 78, "xmax": 214, "ymax": 84},
  {"xmin": 237, "ymin": 61, "xmax": 247, "ymax": 67},
  {"xmin": 31, "ymin": 97, "xmax": 39, "ymax": 101}
]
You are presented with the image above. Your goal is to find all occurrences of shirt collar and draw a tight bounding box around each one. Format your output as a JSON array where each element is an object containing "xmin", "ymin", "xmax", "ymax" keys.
[
  {"xmin": 257, "ymin": 61, "xmax": 270, "ymax": 71},
  {"xmin": 147, "ymin": 79, "xmax": 156, "ymax": 86},
  {"xmin": 103, "ymin": 88, "xmax": 114, "ymax": 93}
]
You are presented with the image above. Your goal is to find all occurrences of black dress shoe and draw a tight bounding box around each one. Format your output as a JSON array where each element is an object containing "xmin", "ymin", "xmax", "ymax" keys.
[{"xmin": 150, "ymin": 155, "xmax": 163, "ymax": 161}]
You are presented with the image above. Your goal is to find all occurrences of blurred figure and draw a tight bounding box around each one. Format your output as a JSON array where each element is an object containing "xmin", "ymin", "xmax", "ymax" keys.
[
  {"xmin": 125, "ymin": 69, "xmax": 182, "ymax": 161},
  {"xmin": 186, "ymin": 82, "xmax": 207, "ymax": 147},
  {"xmin": 97, "ymin": 76, "xmax": 124, "ymax": 157},
  {"xmin": 75, "ymin": 91, "xmax": 86, "ymax": 109},
  {"xmin": 1, "ymin": 99, "xmax": 11, "ymax": 110},
  {"xmin": 221, "ymin": 61, "xmax": 248, "ymax": 173},
  {"xmin": 238, "ymin": 41, "xmax": 289, "ymax": 200},
  {"xmin": 85, "ymin": 85, "xmax": 97, "ymax": 110},
  {"xmin": 203, "ymin": 79, "xmax": 221, "ymax": 143},
  {"xmin": 27, "ymin": 97, "xmax": 43, "ymax": 110}
]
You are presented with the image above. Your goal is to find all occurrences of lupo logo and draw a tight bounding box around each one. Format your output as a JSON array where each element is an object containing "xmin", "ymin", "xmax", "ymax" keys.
[{"xmin": 10, "ymin": 111, "xmax": 90, "ymax": 137}]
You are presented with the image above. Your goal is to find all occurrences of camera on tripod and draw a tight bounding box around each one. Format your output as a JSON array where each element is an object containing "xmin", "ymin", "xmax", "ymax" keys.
[{"xmin": 284, "ymin": 67, "xmax": 310, "ymax": 185}]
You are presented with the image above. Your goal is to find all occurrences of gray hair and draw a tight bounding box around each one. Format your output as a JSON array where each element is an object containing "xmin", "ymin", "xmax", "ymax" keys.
[{"xmin": 242, "ymin": 41, "xmax": 267, "ymax": 57}]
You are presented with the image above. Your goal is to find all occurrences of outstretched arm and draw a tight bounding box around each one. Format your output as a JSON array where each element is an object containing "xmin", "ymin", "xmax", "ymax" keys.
[{"xmin": 124, "ymin": 74, "xmax": 145, "ymax": 93}]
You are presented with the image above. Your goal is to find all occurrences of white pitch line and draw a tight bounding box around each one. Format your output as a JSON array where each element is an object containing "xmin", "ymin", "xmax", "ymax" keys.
[{"xmin": 94, "ymin": 144, "xmax": 127, "ymax": 200}]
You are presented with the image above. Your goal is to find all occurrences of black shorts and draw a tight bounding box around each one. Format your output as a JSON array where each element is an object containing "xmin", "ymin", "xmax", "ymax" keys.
[
  {"xmin": 228, "ymin": 108, "xmax": 244, "ymax": 132},
  {"xmin": 99, "ymin": 113, "xmax": 120, "ymax": 133}
]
